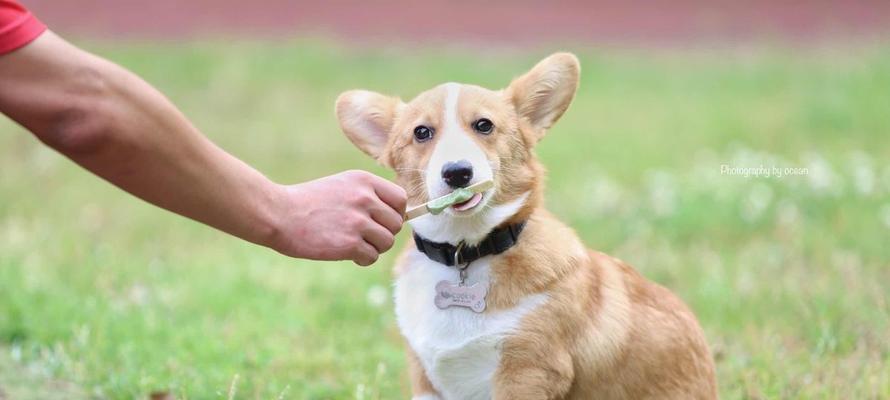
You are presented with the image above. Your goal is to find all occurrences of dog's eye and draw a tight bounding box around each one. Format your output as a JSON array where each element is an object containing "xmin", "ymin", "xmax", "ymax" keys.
[
  {"xmin": 413, "ymin": 125, "xmax": 434, "ymax": 142},
  {"xmin": 473, "ymin": 118, "xmax": 494, "ymax": 134}
]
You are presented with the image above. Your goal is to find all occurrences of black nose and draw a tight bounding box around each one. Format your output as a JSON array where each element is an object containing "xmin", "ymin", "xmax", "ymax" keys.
[{"xmin": 441, "ymin": 160, "xmax": 474, "ymax": 188}]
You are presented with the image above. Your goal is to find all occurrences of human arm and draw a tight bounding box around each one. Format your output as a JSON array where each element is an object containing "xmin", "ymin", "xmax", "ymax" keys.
[{"xmin": 0, "ymin": 31, "xmax": 406, "ymax": 265}]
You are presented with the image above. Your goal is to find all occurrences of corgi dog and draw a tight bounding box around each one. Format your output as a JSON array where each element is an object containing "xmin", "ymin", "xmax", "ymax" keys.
[{"xmin": 335, "ymin": 53, "xmax": 717, "ymax": 400}]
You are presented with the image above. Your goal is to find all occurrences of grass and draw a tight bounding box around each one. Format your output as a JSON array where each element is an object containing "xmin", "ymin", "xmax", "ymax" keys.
[{"xmin": 1, "ymin": 40, "xmax": 889, "ymax": 399}]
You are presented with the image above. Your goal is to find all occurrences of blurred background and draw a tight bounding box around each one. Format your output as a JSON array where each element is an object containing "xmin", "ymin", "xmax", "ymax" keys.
[{"xmin": 1, "ymin": 1, "xmax": 889, "ymax": 399}]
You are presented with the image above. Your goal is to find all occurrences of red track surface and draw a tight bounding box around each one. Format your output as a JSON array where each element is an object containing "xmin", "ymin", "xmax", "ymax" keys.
[{"xmin": 25, "ymin": 0, "xmax": 890, "ymax": 45}]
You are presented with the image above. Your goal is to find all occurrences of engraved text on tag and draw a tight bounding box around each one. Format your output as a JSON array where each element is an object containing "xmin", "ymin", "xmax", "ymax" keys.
[{"xmin": 434, "ymin": 280, "xmax": 487, "ymax": 313}]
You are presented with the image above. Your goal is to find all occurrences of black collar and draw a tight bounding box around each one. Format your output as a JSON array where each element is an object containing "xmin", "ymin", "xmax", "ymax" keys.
[{"xmin": 413, "ymin": 221, "xmax": 527, "ymax": 266}]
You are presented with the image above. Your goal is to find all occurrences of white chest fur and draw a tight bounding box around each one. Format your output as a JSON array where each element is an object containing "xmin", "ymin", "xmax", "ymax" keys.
[{"xmin": 395, "ymin": 249, "xmax": 547, "ymax": 400}]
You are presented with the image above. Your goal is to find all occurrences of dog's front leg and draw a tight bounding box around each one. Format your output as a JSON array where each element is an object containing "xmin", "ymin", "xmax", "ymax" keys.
[
  {"xmin": 492, "ymin": 338, "xmax": 574, "ymax": 400},
  {"xmin": 406, "ymin": 344, "xmax": 441, "ymax": 399}
]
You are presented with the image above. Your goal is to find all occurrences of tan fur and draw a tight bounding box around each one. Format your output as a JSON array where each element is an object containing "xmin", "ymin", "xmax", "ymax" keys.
[
  {"xmin": 337, "ymin": 53, "xmax": 717, "ymax": 399},
  {"xmin": 406, "ymin": 344, "xmax": 438, "ymax": 396}
]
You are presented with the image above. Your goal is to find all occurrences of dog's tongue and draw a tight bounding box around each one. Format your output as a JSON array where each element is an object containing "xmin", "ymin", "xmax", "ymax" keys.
[{"xmin": 452, "ymin": 193, "xmax": 483, "ymax": 211}]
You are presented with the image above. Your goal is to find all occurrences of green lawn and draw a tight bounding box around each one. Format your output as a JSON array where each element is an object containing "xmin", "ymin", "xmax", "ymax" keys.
[{"xmin": 1, "ymin": 41, "xmax": 889, "ymax": 399}]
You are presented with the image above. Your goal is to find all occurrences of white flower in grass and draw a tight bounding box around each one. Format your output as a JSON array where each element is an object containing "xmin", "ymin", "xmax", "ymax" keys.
[
  {"xmin": 728, "ymin": 144, "xmax": 756, "ymax": 169},
  {"xmin": 1, "ymin": 217, "xmax": 28, "ymax": 250},
  {"xmin": 125, "ymin": 283, "xmax": 150, "ymax": 307},
  {"xmin": 355, "ymin": 383, "xmax": 367, "ymax": 400},
  {"xmin": 585, "ymin": 175, "xmax": 623, "ymax": 216},
  {"xmin": 804, "ymin": 153, "xmax": 839, "ymax": 196},
  {"xmin": 645, "ymin": 170, "xmax": 677, "ymax": 218},
  {"xmin": 848, "ymin": 151, "xmax": 875, "ymax": 196},
  {"xmin": 741, "ymin": 183, "xmax": 773, "ymax": 222},
  {"xmin": 30, "ymin": 145, "xmax": 60, "ymax": 174},
  {"xmin": 366, "ymin": 285, "xmax": 388, "ymax": 308},
  {"xmin": 10, "ymin": 344, "xmax": 22, "ymax": 362}
]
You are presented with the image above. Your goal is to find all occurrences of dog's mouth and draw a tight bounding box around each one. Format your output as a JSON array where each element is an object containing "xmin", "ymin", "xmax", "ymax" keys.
[{"xmin": 450, "ymin": 192, "xmax": 484, "ymax": 212}]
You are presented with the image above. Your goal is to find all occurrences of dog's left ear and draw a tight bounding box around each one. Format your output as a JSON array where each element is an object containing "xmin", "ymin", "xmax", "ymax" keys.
[
  {"xmin": 506, "ymin": 52, "xmax": 580, "ymax": 140},
  {"xmin": 336, "ymin": 90, "xmax": 404, "ymax": 164}
]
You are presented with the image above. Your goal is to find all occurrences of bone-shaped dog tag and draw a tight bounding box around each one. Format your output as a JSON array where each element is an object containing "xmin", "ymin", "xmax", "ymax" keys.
[{"xmin": 434, "ymin": 280, "xmax": 487, "ymax": 313}]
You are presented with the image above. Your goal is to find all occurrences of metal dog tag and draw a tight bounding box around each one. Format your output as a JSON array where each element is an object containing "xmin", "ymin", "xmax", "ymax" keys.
[{"xmin": 434, "ymin": 280, "xmax": 487, "ymax": 313}]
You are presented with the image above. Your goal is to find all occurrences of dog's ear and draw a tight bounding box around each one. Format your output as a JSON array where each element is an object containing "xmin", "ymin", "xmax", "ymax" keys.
[
  {"xmin": 506, "ymin": 52, "xmax": 580, "ymax": 139},
  {"xmin": 336, "ymin": 90, "xmax": 404, "ymax": 162}
]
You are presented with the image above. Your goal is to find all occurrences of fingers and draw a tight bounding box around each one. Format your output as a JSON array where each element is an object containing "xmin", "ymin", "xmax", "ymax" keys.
[
  {"xmin": 367, "ymin": 174, "xmax": 408, "ymax": 214},
  {"xmin": 362, "ymin": 221, "xmax": 395, "ymax": 254},
  {"xmin": 352, "ymin": 240, "xmax": 379, "ymax": 267},
  {"xmin": 350, "ymin": 215, "xmax": 398, "ymax": 266},
  {"xmin": 370, "ymin": 204, "xmax": 403, "ymax": 235},
  {"xmin": 291, "ymin": 170, "xmax": 406, "ymax": 266}
]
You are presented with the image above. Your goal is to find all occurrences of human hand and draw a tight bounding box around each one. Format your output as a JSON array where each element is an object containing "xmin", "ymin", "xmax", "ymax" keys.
[{"xmin": 268, "ymin": 170, "xmax": 407, "ymax": 266}]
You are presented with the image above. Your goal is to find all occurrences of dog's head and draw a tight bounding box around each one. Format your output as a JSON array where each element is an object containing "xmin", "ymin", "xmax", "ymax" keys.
[{"xmin": 336, "ymin": 53, "xmax": 580, "ymax": 244}]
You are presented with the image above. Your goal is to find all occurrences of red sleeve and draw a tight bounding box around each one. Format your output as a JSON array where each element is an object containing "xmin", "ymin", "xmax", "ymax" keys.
[{"xmin": 0, "ymin": 0, "xmax": 47, "ymax": 55}]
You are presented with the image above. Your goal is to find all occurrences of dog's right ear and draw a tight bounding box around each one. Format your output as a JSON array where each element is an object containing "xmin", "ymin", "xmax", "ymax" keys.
[
  {"xmin": 506, "ymin": 52, "xmax": 580, "ymax": 141},
  {"xmin": 335, "ymin": 90, "xmax": 404, "ymax": 162}
]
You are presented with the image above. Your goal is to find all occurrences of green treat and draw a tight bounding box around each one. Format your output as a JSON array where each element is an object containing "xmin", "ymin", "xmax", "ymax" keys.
[{"xmin": 428, "ymin": 188, "xmax": 474, "ymax": 214}]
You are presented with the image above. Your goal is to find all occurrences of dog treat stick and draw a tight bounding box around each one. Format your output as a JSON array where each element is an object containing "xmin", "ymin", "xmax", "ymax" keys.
[{"xmin": 404, "ymin": 180, "xmax": 493, "ymax": 221}]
